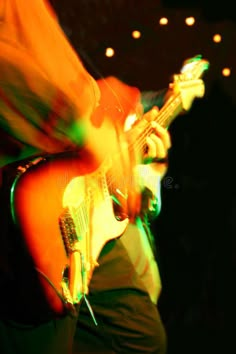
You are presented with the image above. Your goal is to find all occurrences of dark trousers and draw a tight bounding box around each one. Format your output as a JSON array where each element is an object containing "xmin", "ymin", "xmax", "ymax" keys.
[
  {"xmin": 0, "ymin": 315, "xmax": 77, "ymax": 354},
  {"xmin": 0, "ymin": 291, "xmax": 166, "ymax": 354},
  {"xmin": 73, "ymin": 290, "xmax": 167, "ymax": 354}
]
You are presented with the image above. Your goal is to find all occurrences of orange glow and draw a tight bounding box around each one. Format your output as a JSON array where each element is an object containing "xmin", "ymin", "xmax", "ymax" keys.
[
  {"xmin": 222, "ymin": 67, "xmax": 231, "ymax": 77},
  {"xmin": 213, "ymin": 34, "xmax": 222, "ymax": 43},
  {"xmin": 185, "ymin": 17, "xmax": 195, "ymax": 26},
  {"xmin": 132, "ymin": 30, "xmax": 141, "ymax": 39},
  {"xmin": 159, "ymin": 17, "xmax": 168, "ymax": 25},
  {"xmin": 105, "ymin": 47, "xmax": 115, "ymax": 57}
]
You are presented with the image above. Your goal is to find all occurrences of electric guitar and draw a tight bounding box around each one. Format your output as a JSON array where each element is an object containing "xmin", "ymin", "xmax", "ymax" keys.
[{"xmin": 5, "ymin": 55, "xmax": 209, "ymax": 316}]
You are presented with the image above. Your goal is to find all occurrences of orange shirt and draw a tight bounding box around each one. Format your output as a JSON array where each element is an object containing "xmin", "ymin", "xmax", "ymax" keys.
[
  {"xmin": 0, "ymin": 0, "xmax": 100, "ymax": 166},
  {"xmin": 0, "ymin": 1, "xmax": 142, "ymax": 168}
]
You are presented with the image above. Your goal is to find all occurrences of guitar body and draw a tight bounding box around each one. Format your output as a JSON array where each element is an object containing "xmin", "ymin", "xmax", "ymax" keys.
[{"xmin": 8, "ymin": 152, "xmax": 128, "ymax": 315}]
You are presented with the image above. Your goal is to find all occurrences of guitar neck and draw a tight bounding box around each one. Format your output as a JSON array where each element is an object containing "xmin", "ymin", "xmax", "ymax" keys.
[
  {"xmin": 152, "ymin": 91, "xmax": 183, "ymax": 129},
  {"xmin": 128, "ymin": 56, "xmax": 209, "ymax": 154},
  {"xmin": 127, "ymin": 90, "xmax": 183, "ymax": 155}
]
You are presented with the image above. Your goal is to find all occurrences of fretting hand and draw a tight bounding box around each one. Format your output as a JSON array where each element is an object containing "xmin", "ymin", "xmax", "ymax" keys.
[{"xmin": 132, "ymin": 106, "xmax": 171, "ymax": 195}]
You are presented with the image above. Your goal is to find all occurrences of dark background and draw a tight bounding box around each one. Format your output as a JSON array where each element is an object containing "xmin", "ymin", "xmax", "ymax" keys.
[{"xmin": 50, "ymin": 1, "xmax": 235, "ymax": 353}]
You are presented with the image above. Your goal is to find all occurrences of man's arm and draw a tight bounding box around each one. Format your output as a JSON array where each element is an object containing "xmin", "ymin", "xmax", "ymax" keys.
[
  {"xmin": 0, "ymin": 0, "xmax": 100, "ymax": 166},
  {"xmin": 132, "ymin": 107, "xmax": 171, "ymax": 218}
]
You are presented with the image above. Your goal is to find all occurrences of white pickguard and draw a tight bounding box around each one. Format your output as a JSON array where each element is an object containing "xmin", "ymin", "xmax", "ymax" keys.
[{"xmin": 62, "ymin": 168, "xmax": 129, "ymax": 299}]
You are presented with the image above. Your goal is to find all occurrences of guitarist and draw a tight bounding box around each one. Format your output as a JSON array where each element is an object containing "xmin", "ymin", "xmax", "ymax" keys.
[{"xmin": 0, "ymin": 1, "xmax": 203, "ymax": 354}]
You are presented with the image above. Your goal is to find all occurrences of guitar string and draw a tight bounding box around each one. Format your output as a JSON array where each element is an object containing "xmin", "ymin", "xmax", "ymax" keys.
[
  {"xmin": 62, "ymin": 93, "xmax": 179, "ymax": 297},
  {"xmin": 104, "ymin": 92, "xmax": 182, "ymax": 191},
  {"xmin": 88, "ymin": 63, "xmax": 201, "ymax": 192},
  {"xmin": 69, "ymin": 74, "xmax": 197, "ymax": 219},
  {"xmin": 65, "ymin": 94, "xmax": 181, "ymax": 290},
  {"xmin": 75, "ymin": 199, "xmax": 88, "ymax": 240}
]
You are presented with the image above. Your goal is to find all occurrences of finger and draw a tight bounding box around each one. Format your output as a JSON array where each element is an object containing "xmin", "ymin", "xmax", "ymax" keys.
[
  {"xmin": 143, "ymin": 106, "xmax": 159, "ymax": 122},
  {"xmin": 150, "ymin": 121, "xmax": 171, "ymax": 150},
  {"xmin": 132, "ymin": 107, "xmax": 159, "ymax": 136},
  {"xmin": 146, "ymin": 136, "xmax": 156, "ymax": 159},
  {"xmin": 146, "ymin": 134, "xmax": 166, "ymax": 159}
]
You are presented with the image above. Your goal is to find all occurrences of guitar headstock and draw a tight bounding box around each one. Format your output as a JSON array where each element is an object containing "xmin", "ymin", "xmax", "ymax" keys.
[
  {"xmin": 179, "ymin": 54, "xmax": 209, "ymax": 81},
  {"xmin": 171, "ymin": 55, "xmax": 210, "ymax": 111}
]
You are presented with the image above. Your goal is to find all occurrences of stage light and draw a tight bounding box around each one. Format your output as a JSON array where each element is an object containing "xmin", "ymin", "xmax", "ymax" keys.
[
  {"xmin": 105, "ymin": 47, "xmax": 115, "ymax": 58},
  {"xmin": 159, "ymin": 17, "xmax": 168, "ymax": 25},
  {"xmin": 213, "ymin": 34, "xmax": 222, "ymax": 43},
  {"xmin": 222, "ymin": 67, "xmax": 231, "ymax": 77},
  {"xmin": 132, "ymin": 30, "xmax": 141, "ymax": 39},
  {"xmin": 185, "ymin": 16, "xmax": 195, "ymax": 26}
]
